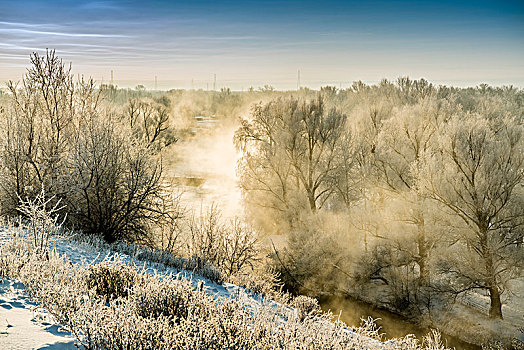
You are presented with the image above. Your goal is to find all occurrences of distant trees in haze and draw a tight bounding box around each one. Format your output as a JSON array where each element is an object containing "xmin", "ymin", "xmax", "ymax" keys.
[{"xmin": 235, "ymin": 97, "xmax": 349, "ymax": 217}]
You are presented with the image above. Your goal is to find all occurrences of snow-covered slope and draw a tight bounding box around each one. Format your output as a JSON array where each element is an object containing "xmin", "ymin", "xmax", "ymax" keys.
[
  {"xmin": 0, "ymin": 230, "xmax": 257, "ymax": 349},
  {"xmin": 0, "ymin": 229, "xmax": 380, "ymax": 349}
]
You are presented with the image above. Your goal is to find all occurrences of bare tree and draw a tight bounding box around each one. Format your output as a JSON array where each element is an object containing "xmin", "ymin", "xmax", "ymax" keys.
[
  {"xmin": 68, "ymin": 109, "xmax": 164, "ymax": 243},
  {"xmin": 123, "ymin": 97, "xmax": 176, "ymax": 151},
  {"xmin": 234, "ymin": 104, "xmax": 296, "ymax": 226},
  {"xmin": 330, "ymin": 131, "xmax": 360, "ymax": 210},
  {"xmin": 185, "ymin": 205, "xmax": 259, "ymax": 277},
  {"xmin": 0, "ymin": 50, "xmax": 98, "ymax": 213}
]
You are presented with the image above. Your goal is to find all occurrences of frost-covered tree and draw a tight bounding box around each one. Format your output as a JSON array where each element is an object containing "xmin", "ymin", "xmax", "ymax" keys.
[
  {"xmin": 67, "ymin": 110, "xmax": 164, "ymax": 243},
  {"xmin": 123, "ymin": 96, "xmax": 176, "ymax": 151},
  {"xmin": 0, "ymin": 50, "xmax": 98, "ymax": 213},
  {"xmin": 417, "ymin": 113, "xmax": 524, "ymax": 319},
  {"xmin": 235, "ymin": 96, "xmax": 347, "ymax": 218},
  {"xmin": 0, "ymin": 51, "xmax": 170, "ymax": 243},
  {"xmin": 373, "ymin": 99, "xmax": 452, "ymax": 286}
]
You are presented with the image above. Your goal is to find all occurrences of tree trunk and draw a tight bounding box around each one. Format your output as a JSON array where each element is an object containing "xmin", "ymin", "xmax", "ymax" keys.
[
  {"xmin": 481, "ymin": 224, "xmax": 503, "ymax": 320},
  {"xmin": 417, "ymin": 222, "xmax": 429, "ymax": 286},
  {"xmin": 308, "ymin": 191, "xmax": 316, "ymax": 212},
  {"xmin": 488, "ymin": 285, "xmax": 503, "ymax": 319}
]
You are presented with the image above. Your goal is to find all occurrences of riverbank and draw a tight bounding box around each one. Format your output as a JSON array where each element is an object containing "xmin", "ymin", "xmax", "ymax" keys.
[{"xmin": 1, "ymin": 229, "xmax": 452, "ymax": 350}]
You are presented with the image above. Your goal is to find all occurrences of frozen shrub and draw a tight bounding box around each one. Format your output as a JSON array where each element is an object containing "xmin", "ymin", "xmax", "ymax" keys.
[
  {"xmin": 131, "ymin": 277, "xmax": 203, "ymax": 321},
  {"xmin": 512, "ymin": 338, "xmax": 524, "ymax": 350},
  {"xmin": 86, "ymin": 262, "xmax": 142, "ymax": 302},
  {"xmin": 186, "ymin": 205, "xmax": 226, "ymax": 266},
  {"xmin": 291, "ymin": 295, "xmax": 321, "ymax": 321},
  {"xmin": 222, "ymin": 218, "xmax": 259, "ymax": 277},
  {"xmin": 421, "ymin": 330, "xmax": 447, "ymax": 350},
  {"xmin": 0, "ymin": 232, "xmax": 31, "ymax": 277},
  {"xmin": 184, "ymin": 254, "xmax": 224, "ymax": 283},
  {"xmin": 17, "ymin": 187, "xmax": 65, "ymax": 253},
  {"xmin": 185, "ymin": 205, "xmax": 259, "ymax": 278},
  {"xmin": 230, "ymin": 265, "xmax": 290, "ymax": 303},
  {"xmin": 68, "ymin": 111, "xmax": 164, "ymax": 244},
  {"xmin": 358, "ymin": 316, "xmax": 384, "ymax": 341},
  {"xmin": 0, "ymin": 50, "xmax": 170, "ymax": 244},
  {"xmin": 68, "ymin": 232, "xmax": 224, "ymax": 283}
]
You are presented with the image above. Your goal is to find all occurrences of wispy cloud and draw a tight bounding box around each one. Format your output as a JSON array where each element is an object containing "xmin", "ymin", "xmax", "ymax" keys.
[
  {"xmin": 179, "ymin": 36, "xmax": 258, "ymax": 41},
  {"xmin": 0, "ymin": 21, "xmax": 60, "ymax": 29},
  {"xmin": 1, "ymin": 0, "xmax": 523, "ymax": 87},
  {"xmin": 0, "ymin": 27, "xmax": 130, "ymax": 38},
  {"xmin": 0, "ymin": 43, "xmax": 39, "ymax": 51},
  {"xmin": 0, "ymin": 53, "xmax": 30, "ymax": 60}
]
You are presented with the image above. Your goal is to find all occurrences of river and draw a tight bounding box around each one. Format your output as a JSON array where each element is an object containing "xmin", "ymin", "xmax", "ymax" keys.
[{"xmin": 319, "ymin": 296, "xmax": 481, "ymax": 350}]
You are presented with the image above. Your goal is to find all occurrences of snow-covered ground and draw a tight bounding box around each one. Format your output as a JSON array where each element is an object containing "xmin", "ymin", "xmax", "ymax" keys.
[
  {"xmin": 458, "ymin": 289, "xmax": 524, "ymax": 328},
  {"xmin": 0, "ymin": 278, "xmax": 76, "ymax": 349},
  {"xmin": 5, "ymin": 225, "xmax": 520, "ymax": 349},
  {"xmin": 0, "ymin": 228, "xmax": 236, "ymax": 349},
  {"xmin": 0, "ymin": 229, "xmax": 313, "ymax": 349}
]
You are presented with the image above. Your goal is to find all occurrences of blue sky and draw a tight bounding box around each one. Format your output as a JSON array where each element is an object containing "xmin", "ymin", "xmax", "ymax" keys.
[{"xmin": 0, "ymin": 0, "xmax": 523, "ymax": 89}]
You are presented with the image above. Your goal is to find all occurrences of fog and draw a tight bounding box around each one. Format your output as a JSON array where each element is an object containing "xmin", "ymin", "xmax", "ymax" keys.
[
  {"xmin": 166, "ymin": 84, "xmax": 523, "ymax": 349},
  {"xmin": 165, "ymin": 124, "xmax": 242, "ymax": 219}
]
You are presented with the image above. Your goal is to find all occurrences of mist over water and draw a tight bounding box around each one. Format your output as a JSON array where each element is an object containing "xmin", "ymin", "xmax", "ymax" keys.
[
  {"xmin": 166, "ymin": 123, "xmax": 243, "ymax": 219},
  {"xmin": 162, "ymin": 111, "xmax": 497, "ymax": 350}
]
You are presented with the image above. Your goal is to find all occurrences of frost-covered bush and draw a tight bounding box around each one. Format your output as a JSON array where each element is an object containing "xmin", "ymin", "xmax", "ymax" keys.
[
  {"xmin": 69, "ymin": 232, "xmax": 224, "ymax": 283},
  {"xmin": 86, "ymin": 262, "xmax": 143, "ymax": 302},
  {"xmin": 0, "ymin": 50, "xmax": 169, "ymax": 244},
  {"xmin": 0, "ymin": 228, "xmax": 31, "ymax": 277},
  {"xmin": 229, "ymin": 265, "xmax": 290, "ymax": 303},
  {"xmin": 185, "ymin": 205, "xmax": 258, "ymax": 278},
  {"xmin": 131, "ymin": 276, "xmax": 200, "ymax": 321},
  {"xmin": 16, "ymin": 188, "xmax": 64, "ymax": 253},
  {"xmin": 353, "ymin": 242, "xmax": 422, "ymax": 314},
  {"xmin": 273, "ymin": 217, "xmax": 352, "ymax": 295},
  {"xmin": 290, "ymin": 295, "xmax": 321, "ymax": 321},
  {"xmin": 0, "ymin": 233, "xmax": 88, "ymax": 335}
]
